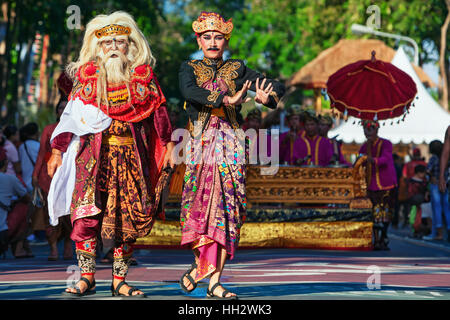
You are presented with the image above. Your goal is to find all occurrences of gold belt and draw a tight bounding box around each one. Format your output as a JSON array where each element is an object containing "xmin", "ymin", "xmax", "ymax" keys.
[
  {"xmin": 211, "ymin": 107, "xmax": 226, "ymax": 119},
  {"xmin": 102, "ymin": 134, "xmax": 134, "ymax": 146}
]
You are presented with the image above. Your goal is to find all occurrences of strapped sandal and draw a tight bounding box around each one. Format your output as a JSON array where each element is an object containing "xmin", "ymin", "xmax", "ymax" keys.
[
  {"xmin": 63, "ymin": 277, "xmax": 96, "ymax": 297},
  {"xmin": 179, "ymin": 262, "xmax": 198, "ymax": 293},
  {"xmin": 206, "ymin": 282, "xmax": 238, "ymax": 300},
  {"xmin": 111, "ymin": 280, "xmax": 146, "ymax": 298}
]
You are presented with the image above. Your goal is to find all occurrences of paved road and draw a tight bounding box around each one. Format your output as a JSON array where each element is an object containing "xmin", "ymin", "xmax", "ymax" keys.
[{"xmin": 0, "ymin": 229, "xmax": 449, "ymax": 301}]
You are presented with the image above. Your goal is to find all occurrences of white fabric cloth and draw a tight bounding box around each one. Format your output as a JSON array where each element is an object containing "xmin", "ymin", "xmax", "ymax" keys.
[
  {"xmin": 421, "ymin": 202, "xmax": 433, "ymax": 219},
  {"xmin": 47, "ymin": 97, "xmax": 112, "ymax": 226}
]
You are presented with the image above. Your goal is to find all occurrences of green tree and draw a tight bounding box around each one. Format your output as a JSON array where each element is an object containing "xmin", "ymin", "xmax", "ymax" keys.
[{"xmin": 227, "ymin": 0, "xmax": 448, "ymax": 105}]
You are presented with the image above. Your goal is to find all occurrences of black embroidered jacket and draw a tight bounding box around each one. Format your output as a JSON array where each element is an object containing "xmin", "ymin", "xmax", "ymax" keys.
[{"xmin": 179, "ymin": 57, "xmax": 285, "ymax": 135}]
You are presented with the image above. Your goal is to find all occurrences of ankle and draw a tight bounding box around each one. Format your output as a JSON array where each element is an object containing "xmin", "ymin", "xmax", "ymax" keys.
[
  {"xmin": 81, "ymin": 273, "xmax": 95, "ymax": 281},
  {"xmin": 113, "ymin": 276, "xmax": 126, "ymax": 285}
]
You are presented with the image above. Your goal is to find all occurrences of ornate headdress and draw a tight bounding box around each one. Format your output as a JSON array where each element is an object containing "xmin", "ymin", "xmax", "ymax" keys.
[
  {"xmin": 66, "ymin": 11, "xmax": 156, "ymax": 79},
  {"xmin": 302, "ymin": 107, "xmax": 319, "ymax": 123},
  {"xmin": 192, "ymin": 12, "xmax": 233, "ymax": 40},
  {"xmin": 95, "ymin": 24, "xmax": 131, "ymax": 39},
  {"xmin": 361, "ymin": 119, "xmax": 380, "ymax": 129}
]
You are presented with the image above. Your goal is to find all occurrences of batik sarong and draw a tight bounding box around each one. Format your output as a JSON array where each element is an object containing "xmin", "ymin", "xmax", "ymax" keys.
[
  {"xmin": 180, "ymin": 115, "xmax": 246, "ymax": 281},
  {"xmin": 98, "ymin": 120, "xmax": 154, "ymax": 249},
  {"xmin": 368, "ymin": 188, "xmax": 395, "ymax": 224}
]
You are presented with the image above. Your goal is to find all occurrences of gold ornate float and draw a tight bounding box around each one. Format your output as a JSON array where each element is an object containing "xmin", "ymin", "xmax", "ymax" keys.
[
  {"xmin": 245, "ymin": 155, "xmax": 371, "ymax": 209},
  {"xmin": 135, "ymin": 156, "xmax": 373, "ymax": 250}
]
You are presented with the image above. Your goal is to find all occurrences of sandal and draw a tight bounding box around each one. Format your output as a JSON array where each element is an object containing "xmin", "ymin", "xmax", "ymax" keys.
[
  {"xmin": 179, "ymin": 262, "xmax": 198, "ymax": 293},
  {"xmin": 111, "ymin": 280, "xmax": 146, "ymax": 298},
  {"xmin": 64, "ymin": 277, "xmax": 96, "ymax": 297},
  {"xmin": 206, "ymin": 282, "xmax": 238, "ymax": 300}
]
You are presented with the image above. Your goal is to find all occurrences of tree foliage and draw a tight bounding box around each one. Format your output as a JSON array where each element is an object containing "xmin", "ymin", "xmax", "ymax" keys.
[{"xmin": 0, "ymin": 0, "xmax": 448, "ymax": 128}]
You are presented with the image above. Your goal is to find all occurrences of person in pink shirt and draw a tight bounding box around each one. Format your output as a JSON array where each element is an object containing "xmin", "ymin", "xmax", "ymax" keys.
[
  {"xmin": 359, "ymin": 120, "xmax": 397, "ymax": 250},
  {"xmin": 2, "ymin": 125, "xmax": 21, "ymax": 176}
]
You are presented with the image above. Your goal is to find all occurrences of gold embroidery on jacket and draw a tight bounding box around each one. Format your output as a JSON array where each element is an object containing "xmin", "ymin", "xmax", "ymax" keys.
[
  {"xmin": 217, "ymin": 61, "xmax": 241, "ymax": 95},
  {"xmin": 207, "ymin": 90, "xmax": 220, "ymax": 103},
  {"xmin": 187, "ymin": 61, "xmax": 214, "ymax": 87}
]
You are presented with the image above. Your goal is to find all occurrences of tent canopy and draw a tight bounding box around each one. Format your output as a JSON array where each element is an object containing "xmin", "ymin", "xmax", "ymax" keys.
[{"xmin": 329, "ymin": 47, "xmax": 450, "ymax": 145}]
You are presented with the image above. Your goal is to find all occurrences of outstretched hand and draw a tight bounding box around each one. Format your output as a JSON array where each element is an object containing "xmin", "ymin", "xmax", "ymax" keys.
[
  {"xmin": 254, "ymin": 78, "xmax": 273, "ymax": 105},
  {"xmin": 223, "ymin": 80, "xmax": 252, "ymax": 106}
]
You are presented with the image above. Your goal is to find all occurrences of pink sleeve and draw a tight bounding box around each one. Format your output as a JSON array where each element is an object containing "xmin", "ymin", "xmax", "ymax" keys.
[{"xmin": 4, "ymin": 142, "xmax": 19, "ymax": 163}]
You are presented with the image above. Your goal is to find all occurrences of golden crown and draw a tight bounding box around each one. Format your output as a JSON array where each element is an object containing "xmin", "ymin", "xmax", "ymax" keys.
[
  {"xmin": 95, "ymin": 24, "xmax": 131, "ymax": 39},
  {"xmin": 192, "ymin": 12, "xmax": 233, "ymax": 40}
]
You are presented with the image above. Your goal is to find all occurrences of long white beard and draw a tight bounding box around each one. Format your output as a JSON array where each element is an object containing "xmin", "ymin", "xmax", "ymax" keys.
[
  {"xmin": 98, "ymin": 50, "xmax": 131, "ymax": 84},
  {"xmin": 95, "ymin": 49, "xmax": 136, "ymax": 109}
]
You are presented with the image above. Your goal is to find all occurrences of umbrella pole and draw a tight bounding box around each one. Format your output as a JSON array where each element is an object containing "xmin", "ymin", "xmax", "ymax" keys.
[
  {"xmin": 366, "ymin": 141, "xmax": 372, "ymax": 187},
  {"xmin": 314, "ymin": 88, "xmax": 322, "ymax": 114}
]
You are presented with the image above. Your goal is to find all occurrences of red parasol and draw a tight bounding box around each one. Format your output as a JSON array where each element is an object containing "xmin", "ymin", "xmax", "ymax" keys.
[{"xmin": 326, "ymin": 51, "xmax": 417, "ymax": 121}]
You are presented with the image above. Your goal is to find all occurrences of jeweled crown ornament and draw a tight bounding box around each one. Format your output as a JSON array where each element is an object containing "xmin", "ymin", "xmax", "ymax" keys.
[
  {"xmin": 95, "ymin": 24, "xmax": 131, "ymax": 39},
  {"xmin": 192, "ymin": 12, "xmax": 233, "ymax": 40}
]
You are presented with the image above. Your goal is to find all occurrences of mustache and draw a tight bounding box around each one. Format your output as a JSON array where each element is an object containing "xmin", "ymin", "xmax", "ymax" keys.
[
  {"xmin": 207, "ymin": 47, "xmax": 220, "ymax": 51},
  {"xmin": 106, "ymin": 50, "xmax": 126, "ymax": 59}
]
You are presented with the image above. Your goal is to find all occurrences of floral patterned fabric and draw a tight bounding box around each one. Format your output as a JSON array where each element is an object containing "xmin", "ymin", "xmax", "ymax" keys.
[{"xmin": 180, "ymin": 115, "xmax": 246, "ymax": 281}]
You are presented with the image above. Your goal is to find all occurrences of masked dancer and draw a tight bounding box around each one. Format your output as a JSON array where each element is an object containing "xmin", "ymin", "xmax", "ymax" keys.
[{"xmin": 47, "ymin": 11, "xmax": 174, "ymax": 297}]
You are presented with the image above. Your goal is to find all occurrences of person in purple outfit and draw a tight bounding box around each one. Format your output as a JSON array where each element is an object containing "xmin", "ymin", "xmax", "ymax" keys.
[
  {"xmin": 279, "ymin": 104, "xmax": 304, "ymax": 165},
  {"xmin": 292, "ymin": 108, "xmax": 333, "ymax": 166},
  {"xmin": 359, "ymin": 120, "xmax": 398, "ymax": 250},
  {"xmin": 318, "ymin": 114, "xmax": 350, "ymax": 166}
]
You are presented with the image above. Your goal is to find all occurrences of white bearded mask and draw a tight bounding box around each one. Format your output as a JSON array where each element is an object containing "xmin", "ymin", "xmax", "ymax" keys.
[{"xmin": 96, "ymin": 35, "xmax": 135, "ymax": 84}]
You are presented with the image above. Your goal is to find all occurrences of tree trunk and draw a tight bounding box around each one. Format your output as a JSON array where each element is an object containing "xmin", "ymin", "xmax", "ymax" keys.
[
  {"xmin": 0, "ymin": 1, "xmax": 13, "ymax": 124},
  {"xmin": 439, "ymin": 0, "xmax": 450, "ymax": 110}
]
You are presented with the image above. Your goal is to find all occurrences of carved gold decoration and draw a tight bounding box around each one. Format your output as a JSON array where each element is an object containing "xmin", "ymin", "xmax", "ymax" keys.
[
  {"xmin": 349, "ymin": 198, "xmax": 373, "ymax": 209},
  {"xmin": 192, "ymin": 12, "xmax": 233, "ymax": 40},
  {"xmin": 246, "ymin": 156, "xmax": 370, "ymax": 207},
  {"xmin": 95, "ymin": 24, "xmax": 131, "ymax": 39},
  {"xmin": 135, "ymin": 220, "xmax": 373, "ymax": 249},
  {"xmin": 167, "ymin": 157, "xmax": 371, "ymax": 208}
]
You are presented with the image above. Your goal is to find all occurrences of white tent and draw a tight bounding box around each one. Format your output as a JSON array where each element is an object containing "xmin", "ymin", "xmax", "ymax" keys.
[{"xmin": 329, "ymin": 47, "xmax": 450, "ymax": 144}]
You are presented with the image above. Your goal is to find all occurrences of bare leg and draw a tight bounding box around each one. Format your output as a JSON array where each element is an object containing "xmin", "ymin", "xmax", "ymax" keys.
[
  {"xmin": 48, "ymin": 241, "xmax": 58, "ymax": 260},
  {"xmin": 182, "ymin": 248, "xmax": 200, "ymax": 290},
  {"xmin": 208, "ymin": 246, "xmax": 236, "ymax": 298},
  {"xmin": 63, "ymin": 238, "xmax": 73, "ymax": 259}
]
